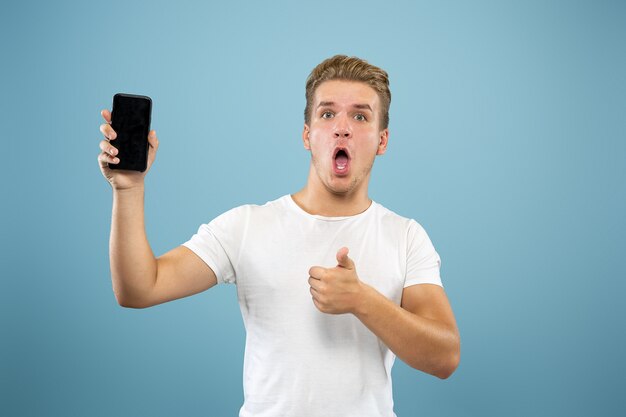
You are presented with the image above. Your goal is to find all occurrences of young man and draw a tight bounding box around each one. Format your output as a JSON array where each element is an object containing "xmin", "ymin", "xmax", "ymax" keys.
[{"xmin": 98, "ymin": 55, "xmax": 460, "ymax": 417}]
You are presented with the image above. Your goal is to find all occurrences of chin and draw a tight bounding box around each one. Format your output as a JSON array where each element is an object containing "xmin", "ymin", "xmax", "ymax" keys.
[{"xmin": 326, "ymin": 176, "xmax": 359, "ymax": 195}]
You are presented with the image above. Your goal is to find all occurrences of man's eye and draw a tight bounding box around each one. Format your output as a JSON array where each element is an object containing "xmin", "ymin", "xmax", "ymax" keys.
[
  {"xmin": 354, "ymin": 114, "xmax": 367, "ymax": 121},
  {"xmin": 322, "ymin": 111, "xmax": 334, "ymax": 119}
]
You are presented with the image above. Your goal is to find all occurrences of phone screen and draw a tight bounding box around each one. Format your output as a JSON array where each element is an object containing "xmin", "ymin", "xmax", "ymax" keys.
[{"xmin": 110, "ymin": 93, "xmax": 152, "ymax": 172}]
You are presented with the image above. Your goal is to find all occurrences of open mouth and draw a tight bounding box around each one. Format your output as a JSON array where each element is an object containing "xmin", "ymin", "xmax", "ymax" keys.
[{"xmin": 333, "ymin": 147, "xmax": 350, "ymax": 174}]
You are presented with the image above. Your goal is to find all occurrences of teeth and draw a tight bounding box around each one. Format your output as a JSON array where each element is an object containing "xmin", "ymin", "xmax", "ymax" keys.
[{"xmin": 337, "ymin": 163, "xmax": 347, "ymax": 169}]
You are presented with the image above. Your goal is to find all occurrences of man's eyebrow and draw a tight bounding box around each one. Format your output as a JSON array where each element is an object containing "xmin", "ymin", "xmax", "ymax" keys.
[
  {"xmin": 316, "ymin": 101, "xmax": 373, "ymax": 111},
  {"xmin": 353, "ymin": 103, "xmax": 373, "ymax": 111}
]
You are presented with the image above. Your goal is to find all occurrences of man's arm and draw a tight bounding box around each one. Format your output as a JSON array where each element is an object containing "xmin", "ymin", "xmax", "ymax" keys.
[
  {"xmin": 110, "ymin": 186, "xmax": 218, "ymax": 309},
  {"xmin": 354, "ymin": 283, "xmax": 460, "ymax": 379},
  {"xmin": 308, "ymin": 248, "xmax": 460, "ymax": 379},
  {"xmin": 148, "ymin": 245, "xmax": 218, "ymax": 308}
]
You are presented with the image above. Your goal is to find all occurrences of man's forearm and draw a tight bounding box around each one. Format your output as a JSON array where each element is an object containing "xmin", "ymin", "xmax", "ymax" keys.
[
  {"xmin": 353, "ymin": 284, "xmax": 460, "ymax": 379},
  {"xmin": 110, "ymin": 185, "xmax": 157, "ymax": 307}
]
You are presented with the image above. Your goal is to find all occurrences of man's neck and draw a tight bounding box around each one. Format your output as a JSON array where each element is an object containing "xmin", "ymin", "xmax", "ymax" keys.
[{"xmin": 291, "ymin": 180, "xmax": 372, "ymax": 217}]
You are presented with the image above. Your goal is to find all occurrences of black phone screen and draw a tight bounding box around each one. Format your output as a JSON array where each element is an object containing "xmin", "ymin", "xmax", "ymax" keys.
[{"xmin": 109, "ymin": 93, "xmax": 152, "ymax": 172}]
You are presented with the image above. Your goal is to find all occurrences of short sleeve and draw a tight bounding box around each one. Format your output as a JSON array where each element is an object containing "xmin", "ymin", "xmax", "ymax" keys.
[
  {"xmin": 404, "ymin": 220, "xmax": 443, "ymax": 288},
  {"xmin": 182, "ymin": 206, "xmax": 247, "ymax": 285}
]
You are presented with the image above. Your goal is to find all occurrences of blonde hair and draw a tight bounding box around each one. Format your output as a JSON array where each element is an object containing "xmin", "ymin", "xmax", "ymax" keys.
[{"xmin": 304, "ymin": 55, "xmax": 391, "ymax": 129}]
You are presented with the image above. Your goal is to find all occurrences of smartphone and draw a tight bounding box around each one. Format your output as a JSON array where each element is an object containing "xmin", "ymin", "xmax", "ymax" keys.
[{"xmin": 109, "ymin": 93, "xmax": 152, "ymax": 172}]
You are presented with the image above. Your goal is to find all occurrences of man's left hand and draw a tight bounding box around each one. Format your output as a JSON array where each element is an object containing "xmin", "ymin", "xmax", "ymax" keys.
[{"xmin": 308, "ymin": 247, "xmax": 367, "ymax": 315}]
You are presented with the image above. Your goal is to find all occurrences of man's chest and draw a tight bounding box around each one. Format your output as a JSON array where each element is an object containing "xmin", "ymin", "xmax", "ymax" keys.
[{"xmin": 233, "ymin": 222, "xmax": 406, "ymax": 312}]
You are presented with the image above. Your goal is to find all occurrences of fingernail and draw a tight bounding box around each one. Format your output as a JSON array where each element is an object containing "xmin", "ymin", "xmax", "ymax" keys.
[{"xmin": 111, "ymin": 148, "xmax": 117, "ymax": 155}]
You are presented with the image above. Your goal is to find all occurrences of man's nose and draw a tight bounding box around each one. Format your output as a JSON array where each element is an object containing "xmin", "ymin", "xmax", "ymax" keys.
[{"xmin": 333, "ymin": 116, "xmax": 352, "ymax": 139}]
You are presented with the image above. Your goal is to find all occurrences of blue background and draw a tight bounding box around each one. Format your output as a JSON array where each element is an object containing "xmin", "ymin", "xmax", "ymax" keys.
[{"xmin": 2, "ymin": 1, "xmax": 625, "ymax": 416}]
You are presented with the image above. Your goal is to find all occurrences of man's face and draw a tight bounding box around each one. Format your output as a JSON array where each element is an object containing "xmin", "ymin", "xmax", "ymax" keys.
[{"xmin": 303, "ymin": 80, "xmax": 388, "ymax": 196}]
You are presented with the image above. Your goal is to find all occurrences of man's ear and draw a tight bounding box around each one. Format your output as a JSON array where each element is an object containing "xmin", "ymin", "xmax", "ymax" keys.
[
  {"xmin": 376, "ymin": 128, "xmax": 389, "ymax": 155},
  {"xmin": 302, "ymin": 124, "xmax": 311, "ymax": 150}
]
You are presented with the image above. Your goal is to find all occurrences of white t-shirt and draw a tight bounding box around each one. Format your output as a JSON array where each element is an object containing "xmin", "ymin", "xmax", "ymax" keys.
[{"xmin": 182, "ymin": 195, "xmax": 442, "ymax": 417}]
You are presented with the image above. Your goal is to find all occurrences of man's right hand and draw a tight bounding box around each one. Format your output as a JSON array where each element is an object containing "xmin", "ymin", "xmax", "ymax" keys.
[{"xmin": 98, "ymin": 109, "xmax": 159, "ymax": 190}]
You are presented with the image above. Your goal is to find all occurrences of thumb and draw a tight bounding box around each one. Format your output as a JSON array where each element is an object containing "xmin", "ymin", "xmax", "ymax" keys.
[
  {"xmin": 148, "ymin": 130, "xmax": 159, "ymax": 149},
  {"xmin": 336, "ymin": 247, "xmax": 355, "ymax": 270}
]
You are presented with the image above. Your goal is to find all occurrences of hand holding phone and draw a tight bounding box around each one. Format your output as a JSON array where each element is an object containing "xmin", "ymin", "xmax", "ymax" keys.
[{"xmin": 98, "ymin": 93, "xmax": 159, "ymax": 190}]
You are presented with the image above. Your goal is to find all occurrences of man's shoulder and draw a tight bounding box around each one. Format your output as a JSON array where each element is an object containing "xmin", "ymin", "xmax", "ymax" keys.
[
  {"xmin": 371, "ymin": 200, "xmax": 433, "ymax": 237},
  {"xmin": 372, "ymin": 200, "xmax": 412, "ymax": 225},
  {"xmin": 219, "ymin": 194, "xmax": 289, "ymax": 219}
]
